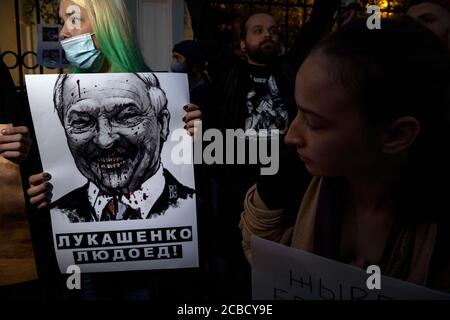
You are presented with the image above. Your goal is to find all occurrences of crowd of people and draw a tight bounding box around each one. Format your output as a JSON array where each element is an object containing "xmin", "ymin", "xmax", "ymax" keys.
[{"xmin": 0, "ymin": 0, "xmax": 449, "ymax": 300}]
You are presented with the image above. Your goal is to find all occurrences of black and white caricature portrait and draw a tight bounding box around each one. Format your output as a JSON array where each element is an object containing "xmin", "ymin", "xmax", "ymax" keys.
[
  {"xmin": 26, "ymin": 73, "xmax": 199, "ymax": 273},
  {"xmin": 52, "ymin": 73, "xmax": 194, "ymax": 223}
]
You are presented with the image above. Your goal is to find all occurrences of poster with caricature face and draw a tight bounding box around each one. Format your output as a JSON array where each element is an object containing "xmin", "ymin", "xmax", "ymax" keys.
[{"xmin": 25, "ymin": 73, "xmax": 198, "ymax": 273}]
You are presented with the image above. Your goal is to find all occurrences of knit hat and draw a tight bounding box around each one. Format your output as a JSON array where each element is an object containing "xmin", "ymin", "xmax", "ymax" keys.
[
  {"xmin": 172, "ymin": 40, "xmax": 205, "ymax": 67},
  {"xmin": 406, "ymin": 0, "xmax": 450, "ymax": 12}
]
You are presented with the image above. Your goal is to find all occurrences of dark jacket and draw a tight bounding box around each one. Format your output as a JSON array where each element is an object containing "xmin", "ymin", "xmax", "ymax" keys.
[{"xmin": 186, "ymin": 0, "xmax": 339, "ymax": 132}]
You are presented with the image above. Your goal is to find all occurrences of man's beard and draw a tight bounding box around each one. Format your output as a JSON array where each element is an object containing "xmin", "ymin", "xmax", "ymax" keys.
[{"xmin": 246, "ymin": 40, "xmax": 281, "ymax": 65}]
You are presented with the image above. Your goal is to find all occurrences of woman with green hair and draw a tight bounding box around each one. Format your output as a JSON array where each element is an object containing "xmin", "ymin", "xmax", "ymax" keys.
[
  {"xmin": 27, "ymin": 0, "xmax": 202, "ymax": 208},
  {"xmin": 17, "ymin": 0, "xmax": 203, "ymax": 300},
  {"xmin": 58, "ymin": 0, "xmax": 149, "ymax": 73}
]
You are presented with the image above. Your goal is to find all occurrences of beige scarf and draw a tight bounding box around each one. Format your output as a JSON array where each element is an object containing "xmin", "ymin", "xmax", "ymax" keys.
[{"xmin": 241, "ymin": 176, "xmax": 442, "ymax": 289}]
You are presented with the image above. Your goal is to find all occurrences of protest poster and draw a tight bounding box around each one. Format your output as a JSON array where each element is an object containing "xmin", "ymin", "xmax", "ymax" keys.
[
  {"xmin": 25, "ymin": 72, "xmax": 198, "ymax": 273},
  {"xmin": 252, "ymin": 236, "xmax": 450, "ymax": 300}
]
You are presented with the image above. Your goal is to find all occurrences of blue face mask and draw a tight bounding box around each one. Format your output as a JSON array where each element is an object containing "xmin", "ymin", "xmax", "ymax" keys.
[
  {"xmin": 170, "ymin": 62, "xmax": 188, "ymax": 73},
  {"xmin": 61, "ymin": 33, "xmax": 104, "ymax": 71}
]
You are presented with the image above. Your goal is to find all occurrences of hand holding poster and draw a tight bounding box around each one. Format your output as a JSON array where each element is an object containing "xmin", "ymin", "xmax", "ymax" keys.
[
  {"xmin": 25, "ymin": 73, "xmax": 198, "ymax": 273},
  {"xmin": 252, "ymin": 236, "xmax": 450, "ymax": 300}
]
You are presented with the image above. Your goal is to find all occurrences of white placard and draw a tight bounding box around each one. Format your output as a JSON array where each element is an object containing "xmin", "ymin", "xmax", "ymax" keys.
[
  {"xmin": 252, "ymin": 236, "xmax": 450, "ymax": 300},
  {"xmin": 26, "ymin": 72, "xmax": 198, "ymax": 273}
]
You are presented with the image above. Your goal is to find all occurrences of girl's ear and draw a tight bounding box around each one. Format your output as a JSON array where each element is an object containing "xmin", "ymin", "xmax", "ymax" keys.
[{"xmin": 380, "ymin": 116, "xmax": 420, "ymax": 154}]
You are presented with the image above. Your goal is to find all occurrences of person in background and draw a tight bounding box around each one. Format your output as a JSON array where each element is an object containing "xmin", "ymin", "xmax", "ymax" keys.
[
  {"xmin": 171, "ymin": 40, "xmax": 212, "ymax": 131},
  {"xmin": 0, "ymin": 61, "xmax": 40, "ymax": 300},
  {"xmin": 186, "ymin": 0, "xmax": 339, "ymax": 299},
  {"xmin": 171, "ymin": 40, "xmax": 211, "ymax": 103},
  {"xmin": 406, "ymin": 0, "xmax": 450, "ymax": 51},
  {"xmin": 169, "ymin": 39, "xmax": 217, "ymax": 302}
]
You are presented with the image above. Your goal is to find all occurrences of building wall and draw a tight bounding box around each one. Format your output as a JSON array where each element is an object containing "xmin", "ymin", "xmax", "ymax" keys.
[{"xmin": 128, "ymin": 0, "xmax": 187, "ymax": 71}]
